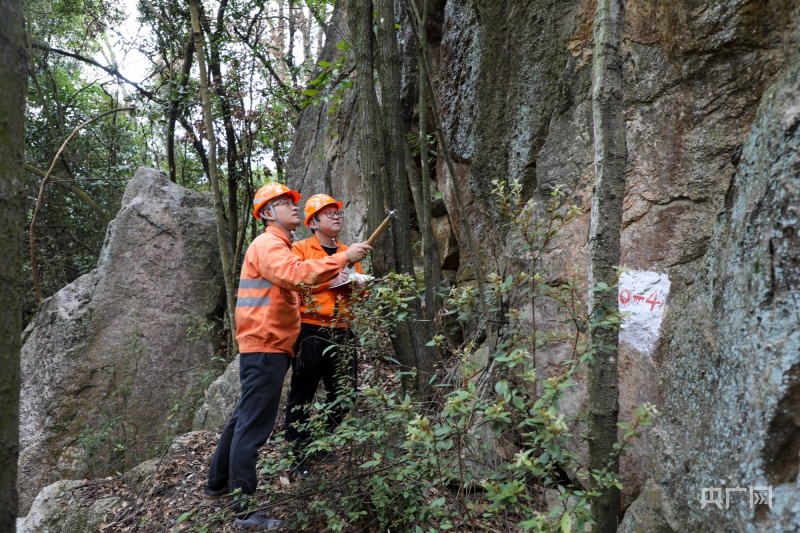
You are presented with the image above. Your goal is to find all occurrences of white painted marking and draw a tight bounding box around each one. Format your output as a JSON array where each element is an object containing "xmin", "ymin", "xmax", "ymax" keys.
[{"xmin": 618, "ymin": 270, "xmax": 671, "ymax": 354}]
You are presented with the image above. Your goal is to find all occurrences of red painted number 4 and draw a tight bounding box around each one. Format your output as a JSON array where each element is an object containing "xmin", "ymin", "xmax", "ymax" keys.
[
  {"xmin": 645, "ymin": 292, "xmax": 662, "ymax": 311},
  {"xmin": 619, "ymin": 290, "xmax": 663, "ymax": 311}
]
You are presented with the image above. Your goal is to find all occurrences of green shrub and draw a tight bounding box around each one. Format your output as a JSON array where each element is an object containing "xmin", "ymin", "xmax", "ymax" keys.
[{"xmin": 251, "ymin": 182, "xmax": 656, "ymax": 532}]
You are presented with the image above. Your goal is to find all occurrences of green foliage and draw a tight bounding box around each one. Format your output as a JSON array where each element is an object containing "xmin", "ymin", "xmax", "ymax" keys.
[
  {"xmin": 237, "ymin": 181, "xmax": 657, "ymax": 532},
  {"xmin": 407, "ymin": 132, "xmax": 437, "ymax": 165},
  {"xmin": 301, "ymin": 42, "xmax": 353, "ymax": 114},
  {"xmin": 24, "ymin": 0, "xmax": 145, "ymax": 323},
  {"xmin": 24, "ymin": 0, "xmax": 337, "ymax": 325}
]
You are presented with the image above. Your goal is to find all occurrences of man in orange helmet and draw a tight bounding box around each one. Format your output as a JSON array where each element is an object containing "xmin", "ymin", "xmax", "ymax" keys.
[
  {"xmin": 204, "ymin": 184, "xmax": 371, "ymax": 530},
  {"xmin": 283, "ymin": 194, "xmax": 369, "ymax": 479}
]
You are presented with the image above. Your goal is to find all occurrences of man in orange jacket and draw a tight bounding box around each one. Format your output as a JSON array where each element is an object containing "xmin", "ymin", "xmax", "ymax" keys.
[
  {"xmin": 283, "ymin": 194, "xmax": 368, "ymax": 478},
  {"xmin": 204, "ymin": 184, "xmax": 371, "ymax": 530}
]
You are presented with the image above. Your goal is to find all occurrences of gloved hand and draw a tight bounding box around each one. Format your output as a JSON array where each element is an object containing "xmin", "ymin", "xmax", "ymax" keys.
[{"xmin": 349, "ymin": 272, "xmax": 374, "ymax": 289}]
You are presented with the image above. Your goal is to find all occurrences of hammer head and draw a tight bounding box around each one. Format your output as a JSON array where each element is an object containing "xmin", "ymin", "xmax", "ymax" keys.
[{"xmin": 386, "ymin": 209, "xmax": 397, "ymax": 219}]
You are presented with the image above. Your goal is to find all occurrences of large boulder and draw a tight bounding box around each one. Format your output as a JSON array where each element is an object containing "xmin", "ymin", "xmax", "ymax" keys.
[
  {"xmin": 18, "ymin": 167, "xmax": 225, "ymax": 514},
  {"xmin": 15, "ymin": 480, "xmax": 117, "ymax": 533},
  {"xmin": 620, "ymin": 42, "xmax": 800, "ymax": 533}
]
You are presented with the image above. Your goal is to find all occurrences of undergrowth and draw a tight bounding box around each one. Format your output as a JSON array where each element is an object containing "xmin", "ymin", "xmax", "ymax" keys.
[{"xmin": 198, "ymin": 182, "xmax": 655, "ymax": 532}]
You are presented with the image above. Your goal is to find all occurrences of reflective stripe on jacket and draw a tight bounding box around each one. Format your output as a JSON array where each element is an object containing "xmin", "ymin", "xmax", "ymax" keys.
[
  {"xmin": 292, "ymin": 234, "xmax": 363, "ymax": 328},
  {"xmin": 235, "ymin": 226, "xmax": 349, "ymax": 355}
]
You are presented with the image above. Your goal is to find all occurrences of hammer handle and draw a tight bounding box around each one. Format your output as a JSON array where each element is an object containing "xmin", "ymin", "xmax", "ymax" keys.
[
  {"xmin": 365, "ymin": 214, "xmax": 393, "ymax": 246},
  {"xmin": 346, "ymin": 213, "xmax": 393, "ymax": 268}
]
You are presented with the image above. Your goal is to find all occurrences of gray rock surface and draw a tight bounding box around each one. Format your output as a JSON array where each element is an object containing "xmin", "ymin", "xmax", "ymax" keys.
[
  {"xmin": 437, "ymin": 0, "xmax": 795, "ymax": 508},
  {"xmin": 121, "ymin": 457, "xmax": 160, "ymax": 495},
  {"xmin": 16, "ymin": 480, "xmax": 117, "ymax": 533},
  {"xmin": 18, "ymin": 167, "xmax": 225, "ymax": 514},
  {"xmin": 620, "ymin": 42, "xmax": 800, "ymax": 533},
  {"xmin": 192, "ymin": 354, "xmax": 240, "ymax": 431},
  {"xmin": 285, "ymin": 3, "xmax": 365, "ymax": 245},
  {"xmin": 431, "ymin": 214, "xmax": 458, "ymax": 271}
]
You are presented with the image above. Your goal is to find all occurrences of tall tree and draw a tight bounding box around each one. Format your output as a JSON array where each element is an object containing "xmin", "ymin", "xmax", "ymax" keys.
[
  {"xmin": 347, "ymin": 0, "xmax": 391, "ymax": 275},
  {"xmin": 414, "ymin": 0, "xmax": 443, "ymax": 338},
  {"xmin": 403, "ymin": 0, "xmax": 491, "ymax": 344},
  {"xmin": 588, "ymin": 0, "xmax": 626, "ymax": 530},
  {"xmin": 189, "ymin": 0, "xmax": 238, "ymax": 353},
  {"xmin": 0, "ymin": 0, "xmax": 27, "ymax": 525},
  {"xmin": 199, "ymin": 0, "xmax": 243, "ymax": 241},
  {"xmin": 164, "ymin": 24, "xmax": 195, "ymax": 184},
  {"xmin": 375, "ymin": 0, "xmax": 434, "ymax": 392},
  {"xmin": 349, "ymin": 0, "xmax": 423, "ymax": 391}
]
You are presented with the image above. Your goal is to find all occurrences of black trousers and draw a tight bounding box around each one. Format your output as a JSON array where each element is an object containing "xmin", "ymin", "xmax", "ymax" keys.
[
  {"xmin": 206, "ymin": 352, "xmax": 290, "ymax": 513},
  {"xmin": 283, "ymin": 323, "xmax": 358, "ymax": 453}
]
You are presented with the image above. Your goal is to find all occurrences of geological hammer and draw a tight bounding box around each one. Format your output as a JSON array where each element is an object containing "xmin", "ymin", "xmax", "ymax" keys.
[
  {"xmin": 348, "ymin": 210, "xmax": 396, "ymax": 267},
  {"xmin": 365, "ymin": 210, "xmax": 397, "ymax": 246}
]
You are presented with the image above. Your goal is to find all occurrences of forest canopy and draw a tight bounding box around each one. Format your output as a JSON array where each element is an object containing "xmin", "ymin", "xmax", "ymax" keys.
[{"xmin": 24, "ymin": 0, "xmax": 330, "ymax": 323}]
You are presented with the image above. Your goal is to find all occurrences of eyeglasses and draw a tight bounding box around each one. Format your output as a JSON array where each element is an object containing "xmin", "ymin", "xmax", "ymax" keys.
[
  {"xmin": 320, "ymin": 210, "xmax": 344, "ymax": 220},
  {"xmin": 271, "ymin": 197, "xmax": 297, "ymax": 208}
]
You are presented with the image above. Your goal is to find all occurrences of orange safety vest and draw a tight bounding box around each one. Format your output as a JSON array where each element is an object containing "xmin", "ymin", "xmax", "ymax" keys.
[
  {"xmin": 292, "ymin": 234, "xmax": 364, "ymax": 328},
  {"xmin": 235, "ymin": 226, "xmax": 349, "ymax": 355}
]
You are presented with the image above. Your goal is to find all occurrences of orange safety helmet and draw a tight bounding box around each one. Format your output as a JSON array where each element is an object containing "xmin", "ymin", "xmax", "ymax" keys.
[
  {"xmin": 252, "ymin": 182, "xmax": 301, "ymax": 219},
  {"xmin": 303, "ymin": 193, "xmax": 343, "ymax": 226}
]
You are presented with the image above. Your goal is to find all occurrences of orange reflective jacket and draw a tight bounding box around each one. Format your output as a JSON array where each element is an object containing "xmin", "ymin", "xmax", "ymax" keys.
[
  {"xmin": 235, "ymin": 226, "xmax": 349, "ymax": 355},
  {"xmin": 292, "ymin": 234, "xmax": 363, "ymax": 328}
]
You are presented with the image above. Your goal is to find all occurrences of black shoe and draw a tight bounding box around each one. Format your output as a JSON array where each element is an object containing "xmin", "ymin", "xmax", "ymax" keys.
[
  {"xmin": 233, "ymin": 511, "xmax": 283, "ymax": 530},
  {"xmin": 203, "ymin": 484, "xmax": 229, "ymax": 499},
  {"xmin": 311, "ymin": 450, "xmax": 338, "ymax": 463},
  {"xmin": 289, "ymin": 460, "xmax": 311, "ymax": 479}
]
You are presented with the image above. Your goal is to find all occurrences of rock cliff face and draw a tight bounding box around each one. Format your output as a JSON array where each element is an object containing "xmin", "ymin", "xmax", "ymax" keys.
[
  {"xmin": 18, "ymin": 167, "xmax": 225, "ymax": 514},
  {"xmin": 285, "ymin": 0, "xmax": 800, "ymax": 525},
  {"xmin": 620, "ymin": 43, "xmax": 800, "ymax": 533},
  {"xmin": 285, "ymin": 5, "xmax": 364, "ymax": 245}
]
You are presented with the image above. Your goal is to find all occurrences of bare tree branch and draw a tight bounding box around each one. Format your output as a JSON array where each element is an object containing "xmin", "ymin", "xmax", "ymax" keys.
[
  {"xmin": 30, "ymin": 107, "xmax": 134, "ymax": 302},
  {"xmin": 25, "ymin": 163, "xmax": 111, "ymax": 224},
  {"xmin": 232, "ymin": 26, "xmax": 302, "ymax": 112},
  {"xmin": 31, "ymin": 42, "xmax": 154, "ymax": 98}
]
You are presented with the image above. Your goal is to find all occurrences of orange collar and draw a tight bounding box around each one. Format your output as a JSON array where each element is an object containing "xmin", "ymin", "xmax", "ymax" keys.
[{"xmin": 265, "ymin": 225, "xmax": 291, "ymax": 246}]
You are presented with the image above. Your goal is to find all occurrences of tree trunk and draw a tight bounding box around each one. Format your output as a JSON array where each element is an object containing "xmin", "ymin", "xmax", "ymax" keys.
[
  {"xmin": 375, "ymin": 0, "xmax": 413, "ymax": 279},
  {"xmin": 0, "ymin": 0, "xmax": 26, "ymax": 524},
  {"xmin": 288, "ymin": 0, "xmax": 297, "ymax": 86},
  {"xmin": 415, "ymin": 0, "xmax": 442, "ymax": 331},
  {"xmin": 404, "ymin": 141, "xmax": 441, "ymax": 304},
  {"xmin": 201, "ymin": 0, "xmax": 241, "ymax": 242},
  {"xmin": 167, "ymin": 36, "xmax": 195, "ymax": 183},
  {"xmin": 347, "ymin": 0, "xmax": 391, "ymax": 276},
  {"xmin": 273, "ymin": 138, "xmax": 285, "ymax": 180},
  {"xmin": 300, "ymin": 5, "xmax": 312, "ymax": 72},
  {"xmin": 189, "ymin": 0, "xmax": 238, "ymax": 354},
  {"xmin": 349, "ymin": 0, "xmax": 421, "ymax": 391},
  {"xmin": 403, "ymin": 0, "xmax": 491, "ymax": 341},
  {"xmin": 588, "ymin": 0, "xmax": 626, "ymax": 530},
  {"xmin": 376, "ymin": 0, "xmax": 434, "ymax": 393}
]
